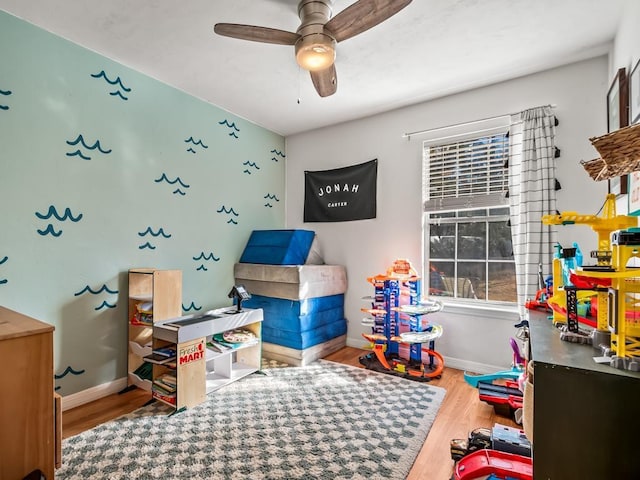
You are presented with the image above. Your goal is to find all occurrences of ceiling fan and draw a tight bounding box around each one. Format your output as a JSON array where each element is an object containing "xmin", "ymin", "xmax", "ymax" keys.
[{"xmin": 214, "ymin": 0, "xmax": 412, "ymax": 98}]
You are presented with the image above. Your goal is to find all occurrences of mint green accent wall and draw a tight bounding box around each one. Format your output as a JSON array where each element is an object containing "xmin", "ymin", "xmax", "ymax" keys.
[{"xmin": 0, "ymin": 11, "xmax": 285, "ymax": 395}]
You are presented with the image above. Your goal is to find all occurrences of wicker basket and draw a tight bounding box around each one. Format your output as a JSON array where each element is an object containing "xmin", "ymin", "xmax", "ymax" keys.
[
  {"xmin": 580, "ymin": 157, "xmax": 608, "ymax": 181},
  {"xmin": 581, "ymin": 123, "xmax": 640, "ymax": 181}
]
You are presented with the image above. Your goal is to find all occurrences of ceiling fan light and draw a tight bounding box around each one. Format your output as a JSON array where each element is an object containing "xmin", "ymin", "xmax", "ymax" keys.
[{"xmin": 295, "ymin": 33, "xmax": 336, "ymax": 72}]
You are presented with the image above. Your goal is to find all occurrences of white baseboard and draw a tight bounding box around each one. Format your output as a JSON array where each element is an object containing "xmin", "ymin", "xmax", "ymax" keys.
[
  {"xmin": 441, "ymin": 356, "xmax": 506, "ymax": 375},
  {"xmin": 61, "ymin": 377, "xmax": 128, "ymax": 412}
]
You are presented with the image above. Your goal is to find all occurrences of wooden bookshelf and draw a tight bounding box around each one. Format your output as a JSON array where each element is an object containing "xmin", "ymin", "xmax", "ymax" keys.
[{"xmin": 127, "ymin": 269, "xmax": 182, "ymax": 391}]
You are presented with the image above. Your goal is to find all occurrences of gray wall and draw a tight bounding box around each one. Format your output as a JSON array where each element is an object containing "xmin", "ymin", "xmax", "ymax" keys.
[{"xmin": 285, "ymin": 56, "xmax": 610, "ymax": 372}]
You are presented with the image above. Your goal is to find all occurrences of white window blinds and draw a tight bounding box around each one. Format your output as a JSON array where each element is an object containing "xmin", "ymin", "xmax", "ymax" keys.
[{"xmin": 423, "ymin": 128, "xmax": 510, "ymax": 212}]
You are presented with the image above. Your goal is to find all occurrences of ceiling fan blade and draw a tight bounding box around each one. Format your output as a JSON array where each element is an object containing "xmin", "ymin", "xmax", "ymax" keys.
[
  {"xmin": 214, "ymin": 23, "xmax": 300, "ymax": 45},
  {"xmin": 325, "ymin": 0, "xmax": 412, "ymax": 43},
  {"xmin": 310, "ymin": 64, "xmax": 338, "ymax": 97}
]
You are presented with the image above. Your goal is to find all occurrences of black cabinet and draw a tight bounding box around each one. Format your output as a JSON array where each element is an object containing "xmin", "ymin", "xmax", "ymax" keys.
[{"xmin": 529, "ymin": 312, "xmax": 640, "ymax": 479}]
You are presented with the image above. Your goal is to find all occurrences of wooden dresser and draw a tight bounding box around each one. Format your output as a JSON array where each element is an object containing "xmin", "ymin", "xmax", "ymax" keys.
[{"xmin": 0, "ymin": 306, "xmax": 57, "ymax": 480}]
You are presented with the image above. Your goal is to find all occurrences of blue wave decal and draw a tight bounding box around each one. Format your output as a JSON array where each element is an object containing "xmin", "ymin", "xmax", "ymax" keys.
[
  {"xmin": 65, "ymin": 133, "xmax": 112, "ymax": 160},
  {"xmin": 67, "ymin": 134, "xmax": 111, "ymax": 153},
  {"xmin": 0, "ymin": 254, "xmax": 6, "ymax": 284},
  {"xmin": 264, "ymin": 193, "xmax": 280, "ymax": 201},
  {"xmin": 216, "ymin": 206, "xmax": 239, "ymax": 216},
  {"xmin": 219, "ymin": 119, "xmax": 240, "ymax": 131},
  {"xmin": 194, "ymin": 250, "xmax": 219, "ymax": 272},
  {"xmin": 110, "ymin": 90, "xmax": 128, "ymax": 101},
  {"xmin": 95, "ymin": 300, "xmax": 116, "ymax": 311},
  {"xmin": 35, "ymin": 205, "xmax": 83, "ymax": 222},
  {"xmin": 37, "ymin": 224, "xmax": 63, "ymax": 237},
  {"xmin": 193, "ymin": 252, "xmax": 220, "ymax": 261},
  {"xmin": 264, "ymin": 203, "xmax": 273, "ymax": 208},
  {"xmin": 66, "ymin": 149, "xmax": 91, "ymax": 160},
  {"xmin": 138, "ymin": 227, "xmax": 171, "ymax": 238},
  {"xmin": 91, "ymin": 70, "xmax": 131, "ymax": 101},
  {"xmin": 0, "ymin": 255, "xmax": 7, "ymax": 283},
  {"xmin": 271, "ymin": 157, "xmax": 279, "ymax": 162},
  {"xmin": 187, "ymin": 148, "xmax": 196, "ymax": 154},
  {"xmin": 183, "ymin": 302, "xmax": 202, "ymax": 312},
  {"xmin": 91, "ymin": 71, "xmax": 131, "ymax": 91},
  {"xmin": 219, "ymin": 120, "xmax": 240, "ymax": 139},
  {"xmin": 154, "ymin": 173, "xmax": 190, "ymax": 188},
  {"xmin": 74, "ymin": 284, "xmax": 118, "ymax": 296},
  {"xmin": 137, "ymin": 227, "xmax": 170, "ymax": 250},
  {"xmin": 66, "ymin": 134, "xmax": 112, "ymax": 154},
  {"xmin": 217, "ymin": 205, "xmax": 240, "ymax": 224},
  {"xmin": 0, "ymin": 88, "xmax": 11, "ymax": 111},
  {"xmin": 271, "ymin": 149, "xmax": 285, "ymax": 158},
  {"xmin": 55, "ymin": 365, "xmax": 85, "ymax": 379},
  {"xmin": 185, "ymin": 137, "xmax": 208, "ymax": 148},
  {"xmin": 173, "ymin": 189, "xmax": 186, "ymax": 196},
  {"xmin": 75, "ymin": 284, "xmax": 118, "ymax": 310},
  {"xmin": 243, "ymin": 169, "xmax": 251, "ymax": 175},
  {"xmin": 243, "ymin": 161, "xmax": 260, "ymax": 170}
]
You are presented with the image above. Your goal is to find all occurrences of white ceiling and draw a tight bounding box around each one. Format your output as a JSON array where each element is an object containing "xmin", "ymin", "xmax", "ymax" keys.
[{"xmin": 0, "ymin": 0, "xmax": 627, "ymax": 136}]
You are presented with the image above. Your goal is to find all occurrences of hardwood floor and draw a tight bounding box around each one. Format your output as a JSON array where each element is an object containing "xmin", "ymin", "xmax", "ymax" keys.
[{"xmin": 62, "ymin": 346, "xmax": 518, "ymax": 480}]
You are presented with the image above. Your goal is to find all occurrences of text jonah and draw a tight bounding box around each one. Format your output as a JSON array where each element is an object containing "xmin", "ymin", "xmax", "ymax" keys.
[{"xmin": 318, "ymin": 183, "xmax": 359, "ymax": 196}]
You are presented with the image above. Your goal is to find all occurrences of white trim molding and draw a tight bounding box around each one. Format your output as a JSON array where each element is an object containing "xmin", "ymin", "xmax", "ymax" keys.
[{"xmin": 60, "ymin": 377, "xmax": 128, "ymax": 412}]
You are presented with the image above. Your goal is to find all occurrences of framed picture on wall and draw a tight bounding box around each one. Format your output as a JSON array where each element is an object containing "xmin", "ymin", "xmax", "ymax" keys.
[
  {"xmin": 629, "ymin": 171, "xmax": 640, "ymax": 216},
  {"xmin": 631, "ymin": 59, "xmax": 640, "ymax": 125},
  {"xmin": 607, "ymin": 67, "xmax": 629, "ymax": 195}
]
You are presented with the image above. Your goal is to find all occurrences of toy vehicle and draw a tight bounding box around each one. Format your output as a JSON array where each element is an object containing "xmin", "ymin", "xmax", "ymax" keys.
[
  {"xmin": 477, "ymin": 380, "xmax": 523, "ymax": 418},
  {"xmin": 450, "ymin": 427, "xmax": 491, "ymax": 461},
  {"xmin": 453, "ymin": 449, "xmax": 532, "ymax": 480},
  {"xmin": 451, "ymin": 424, "xmax": 531, "ymax": 462},
  {"xmin": 524, "ymin": 275, "xmax": 553, "ymax": 311}
]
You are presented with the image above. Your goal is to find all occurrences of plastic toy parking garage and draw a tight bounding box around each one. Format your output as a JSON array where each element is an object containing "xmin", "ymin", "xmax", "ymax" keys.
[{"xmin": 359, "ymin": 259, "xmax": 444, "ymax": 381}]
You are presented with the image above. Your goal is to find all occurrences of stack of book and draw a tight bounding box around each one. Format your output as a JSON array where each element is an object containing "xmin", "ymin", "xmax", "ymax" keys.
[{"xmin": 152, "ymin": 373, "xmax": 177, "ymax": 405}]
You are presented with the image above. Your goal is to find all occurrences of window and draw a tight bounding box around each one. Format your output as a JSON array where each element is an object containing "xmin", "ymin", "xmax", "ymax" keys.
[{"xmin": 423, "ymin": 129, "xmax": 516, "ymax": 303}]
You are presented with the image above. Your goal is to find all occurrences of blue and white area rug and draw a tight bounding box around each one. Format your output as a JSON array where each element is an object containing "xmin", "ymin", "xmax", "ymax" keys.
[{"xmin": 57, "ymin": 360, "xmax": 446, "ymax": 479}]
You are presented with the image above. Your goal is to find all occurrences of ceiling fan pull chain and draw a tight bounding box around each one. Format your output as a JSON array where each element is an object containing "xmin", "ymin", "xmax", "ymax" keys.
[{"xmin": 297, "ymin": 66, "xmax": 302, "ymax": 104}]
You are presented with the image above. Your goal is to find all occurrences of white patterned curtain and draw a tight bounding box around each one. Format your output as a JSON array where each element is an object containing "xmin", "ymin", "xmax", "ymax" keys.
[{"xmin": 508, "ymin": 106, "xmax": 558, "ymax": 316}]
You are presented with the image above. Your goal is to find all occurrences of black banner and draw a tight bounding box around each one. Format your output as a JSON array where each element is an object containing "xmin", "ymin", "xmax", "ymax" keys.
[{"xmin": 304, "ymin": 159, "xmax": 377, "ymax": 222}]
